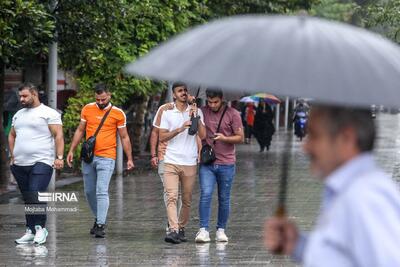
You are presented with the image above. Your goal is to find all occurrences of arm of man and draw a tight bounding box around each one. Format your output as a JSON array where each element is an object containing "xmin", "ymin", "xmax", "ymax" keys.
[
  {"xmin": 8, "ymin": 127, "xmax": 16, "ymax": 165},
  {"xmin": 193, "ymin": 106, "xmax": 206, "ymax": 140},
  {"xmin": 197, "ymin": 120, "xmax": 206, "ymax": 140},
  {"xmin": 117, "ymin": 126, "xmax": 134, "ymax": 170},
  {"xmin": 159, "ymin": 126, "xmax": 188, "ymax": 142},
  {"xmin": 150, "ymin": 127, "xmax": 159, "ymax": 168},
  {"xmin": 214, "ymin": 128, "xmax": 244, "ymax": 144},
  {"xmin": 158, "ymin": 110, "xmax": 190, "ymax": 142},
  {"xmin": 197, "ymin": 135, "xmax": 202, "ymax": 163},
  {"xmin": 49, "ymin": 124, "xmax": 65, "ymax": 169},
  {"xmin": 150, "ymin": 105, "xmax": 168, "ymax": 168},
  {"xmin": 214, "ymin": 110, "xmax": 244, "ymax": 144},
  {"xmin": 66, "ymin": 121, "xmax": 86, "ymax": 167}
]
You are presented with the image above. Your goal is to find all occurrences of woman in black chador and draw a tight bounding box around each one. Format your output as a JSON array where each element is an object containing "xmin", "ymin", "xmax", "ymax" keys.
[{"xmin": 254, "ymin": 101, "xmax": 275, "ymax": 152}]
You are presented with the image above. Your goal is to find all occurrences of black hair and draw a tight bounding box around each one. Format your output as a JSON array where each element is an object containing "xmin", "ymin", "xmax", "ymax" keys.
[
  {"xmin": 206, "ymin": 88, "xmax": 223, "ymax": 99},
  {"xmin": 172, "ymin": 82, "xmax": 187, "ymax": 92},
  {"xmin": 18, "ymin": 82, "xmax": 38, "ymax": 94},
  {"xmin": 313, "ymin": 105, "xmax": 375, "ymax": 152},
  {"xmin": 95, "ymin": 83, "xmax": 109, "ymax": 94}
]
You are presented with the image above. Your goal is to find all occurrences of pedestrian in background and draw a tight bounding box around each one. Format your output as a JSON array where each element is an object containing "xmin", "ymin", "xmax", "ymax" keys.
[
  {"xmin": 195, "ymin": 88, "xmax": 244, "ymax": 243},
  {"xmin": 9, "ymin": 83, "xmax": 64, "ymax": 245},
  {"xmin": 254, "ymin": 101, "xmax": 275, "ymax": 152},
  {"xmin": 244, "ymin": 103, "xmax": 255, "ymax": 144},
  {"xmin": 264, "ymin": 105, "xmax": 400, "ymax": 266},
  {"xmin": 67, "ymin": 83, "xmax": 134, "ymax": 238}
]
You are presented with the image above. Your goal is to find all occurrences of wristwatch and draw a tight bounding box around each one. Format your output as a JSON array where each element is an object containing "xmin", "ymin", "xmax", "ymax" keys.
[{"xmin": 57, "ymin": 155, "xmax": 64, "ymax": 160}]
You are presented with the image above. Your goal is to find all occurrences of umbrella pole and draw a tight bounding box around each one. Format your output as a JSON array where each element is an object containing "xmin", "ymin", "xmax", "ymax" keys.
[
  {"xmin": 273, "ymin": 131, "xmax": 292, "ymax": 253},
  {"xmin": 275, "ymin": 131, "xmax": 291, "ymax": 217}
]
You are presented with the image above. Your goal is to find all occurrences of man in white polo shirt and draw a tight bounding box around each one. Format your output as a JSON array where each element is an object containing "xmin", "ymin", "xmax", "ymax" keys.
[{"xmin": 159, "ymin": 82, "xmax": 206, "ymax": 244}]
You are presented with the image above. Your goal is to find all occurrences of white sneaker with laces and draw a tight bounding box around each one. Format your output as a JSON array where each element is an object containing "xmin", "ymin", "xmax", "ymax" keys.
[
  {"xmin": 15, "ymin": 228, "xmax": 35, "ymax": 244},
  {"xmin": 33, "ymin": 225, "xmax": 48, "ymax": 245},
  {"xmin": 216, "ymin": 228, "xmax": 228, "ymax": 242},
  {"xmin": 195, "ymin": 228, "xmax": 210, "ymax": 243}
]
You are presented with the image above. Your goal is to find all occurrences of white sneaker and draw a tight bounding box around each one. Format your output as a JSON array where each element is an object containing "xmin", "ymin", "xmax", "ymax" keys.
[
  {"xmin": 15, "ymin": 228, "xmax": 34, "ymax": 244},
  {"xmin": 33, "ymin": 225, "xmax": 48, "ymax": 245},
  {"xmin": 216, "ymin": 228, "xmax": 228, "ymax": 242},
  {"xmin": 195, "ymin": 228, "xmax": 210, "ymax": 243}
]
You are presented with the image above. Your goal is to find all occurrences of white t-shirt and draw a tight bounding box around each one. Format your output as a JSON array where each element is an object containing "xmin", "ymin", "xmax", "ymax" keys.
[
  {"xmin": 12, "ymin": 104, "xmax": 62, "ymax": 166},
  {"xmin": 160, "ymin": 104, "xmax": 204, "ymax": 166}
]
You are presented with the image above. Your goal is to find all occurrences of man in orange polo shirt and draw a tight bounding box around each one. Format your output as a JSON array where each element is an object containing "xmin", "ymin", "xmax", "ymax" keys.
[{"xmin": 67, "ymin": 84, "xmax": 134, "ymax": 238}]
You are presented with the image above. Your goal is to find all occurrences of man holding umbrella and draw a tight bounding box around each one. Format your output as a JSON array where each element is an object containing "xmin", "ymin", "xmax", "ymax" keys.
[
  {"xmin": 159, "ymin": 82, "xmax": 206, "ymax": 244},
  {"xmin": 264, "ymin": 105, "xmax": 400, "ymax": 266}
]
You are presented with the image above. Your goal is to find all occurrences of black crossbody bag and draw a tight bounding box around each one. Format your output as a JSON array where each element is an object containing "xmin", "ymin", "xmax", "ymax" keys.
[
  {"xmin": 81, "ymin": 105, "xmax": 112, "ymax": 163},
  {"xmin": 200, "ymin": 105, "xmax": 228, "ymax": 165}
]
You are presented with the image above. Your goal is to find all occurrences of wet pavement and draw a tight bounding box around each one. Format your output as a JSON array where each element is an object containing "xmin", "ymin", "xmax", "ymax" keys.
[{"xmin": 1, "ymin": 113, "xmax": 400, "ymax": 266}]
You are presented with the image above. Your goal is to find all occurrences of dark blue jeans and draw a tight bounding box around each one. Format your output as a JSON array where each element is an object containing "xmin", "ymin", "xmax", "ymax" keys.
[
  {"xmin": 11, "ymin": 162, "xmax": 53, "ymax": 233},
  {"xmin": 199, "ymin": 164, "xmax": 235, "ymax": 230}
]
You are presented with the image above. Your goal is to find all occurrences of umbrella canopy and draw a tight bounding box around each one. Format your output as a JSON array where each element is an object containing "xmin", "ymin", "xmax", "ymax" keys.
[
  {"xmin": 126, "ymin": 15, "xmax": 400, "ymax": 108},
  {"xmin": 250, "ymin": 93, "xmax": 281, "ymax": 104},
  {"xmin": 239, "ymin": 96, "xmax": 257, "ymax": 103}
]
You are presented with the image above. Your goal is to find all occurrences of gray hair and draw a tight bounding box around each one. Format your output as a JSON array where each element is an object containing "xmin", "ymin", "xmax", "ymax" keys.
[{"xmin": 312, "ymin": 105, "xmax": 376, "ymax": 152}]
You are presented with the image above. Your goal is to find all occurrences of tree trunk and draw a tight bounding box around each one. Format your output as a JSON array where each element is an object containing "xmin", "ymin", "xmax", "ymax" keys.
[{"xmin": 0, "ymin": 61, "xmax": 10, "ymax": 190}]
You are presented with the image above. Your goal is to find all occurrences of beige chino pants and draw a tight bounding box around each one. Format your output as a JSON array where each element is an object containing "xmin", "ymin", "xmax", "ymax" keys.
[{"xmin": 163, "ymin": 163, "xmax": 197, "ymax": 232}]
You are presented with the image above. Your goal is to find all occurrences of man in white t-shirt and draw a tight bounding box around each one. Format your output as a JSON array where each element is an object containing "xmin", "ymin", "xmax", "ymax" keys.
[
  {"xmin": 8, "ymin": 83, "xmax": 64, "ymax": 245},
  {"xmin": 159, "ymin": 82, "xmax": 206, "ymax": 244}
]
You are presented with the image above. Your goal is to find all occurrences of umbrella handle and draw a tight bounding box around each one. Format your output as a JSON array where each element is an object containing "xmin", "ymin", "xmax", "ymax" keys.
[
  {"xmin": 273, "ymin": 203, "xmax": 287, "ymax": 255},
  {"xmin": 274, "ymin": 204, "xmax": 286, "ymax": 217}
]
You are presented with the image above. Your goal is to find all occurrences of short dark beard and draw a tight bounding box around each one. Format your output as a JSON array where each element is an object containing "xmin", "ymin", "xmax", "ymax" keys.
[
  {"xmin": 21, "ymin": 101, "xmax": 33, "ymax": 108},
  {"xmin": 97, "ymin": 102, "xmax": 109, "ymax": 109},
  {"xmin": 212, "ymin": 104, "xmax": 223, "ymax": 113}
]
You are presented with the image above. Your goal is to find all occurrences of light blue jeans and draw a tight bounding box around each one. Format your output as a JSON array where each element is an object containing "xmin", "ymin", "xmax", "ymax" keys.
[
  {"xmin": 199, "ymin": 164, "xmax": 235, "ymax": 230},
  {"xmin": 82, "ymin": 156, "xmax": 115, "ymax": 225}
]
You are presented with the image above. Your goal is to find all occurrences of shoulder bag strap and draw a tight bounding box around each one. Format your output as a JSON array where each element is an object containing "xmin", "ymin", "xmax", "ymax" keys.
[
  {"xmin": 213, "ymin": 105, "xmax": 228, "ymax": 145},
  {"xmin": 93, "ymin": 105, "xmax": 113, "ymax": 137}
]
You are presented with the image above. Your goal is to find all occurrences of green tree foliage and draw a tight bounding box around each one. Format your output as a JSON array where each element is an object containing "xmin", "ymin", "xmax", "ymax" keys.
[
  {"xmin": 1, "ymin": 0, "xmax": 55, "ymax": 67},
  {"xmin": 57, "ymin": 0, "xmax": 206, "ymax": 124},
  {"xmin": 55, "ymin": 0, "xmax": 206, "ymax": 163},
  {"xmin": 310, "ymin": 0, "xmax": 360, "ymax": 23},
  {"xmin": 0, "ymin": 0, "xmax": 55, "ymax": 188},
  {"xmin": 364, "ymin": 0, "xmax": 400, "ymax": 43},
  {"xmin": 206, "ymin": 0, "xmax": 318, "ymax": 17}
]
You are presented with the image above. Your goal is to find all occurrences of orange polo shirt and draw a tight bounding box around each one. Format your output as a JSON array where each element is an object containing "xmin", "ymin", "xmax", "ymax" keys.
[{"xmin": 81, "ymin": 103, "xmax": 126, "ymax": 159}]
